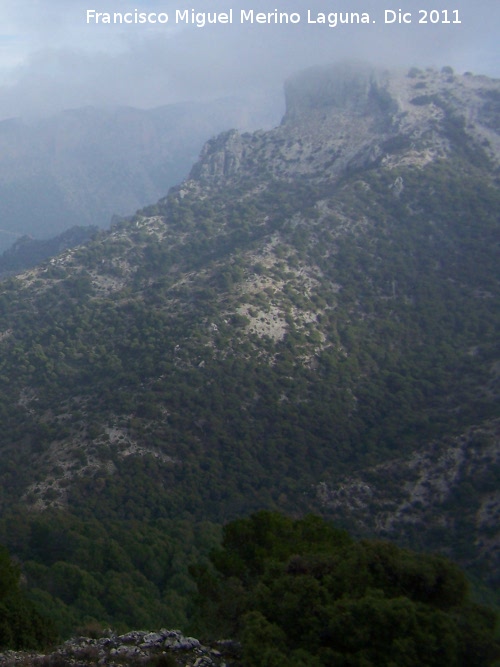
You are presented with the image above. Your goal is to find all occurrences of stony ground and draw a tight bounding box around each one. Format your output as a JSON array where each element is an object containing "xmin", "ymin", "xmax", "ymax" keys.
[{"xmin": 0, "ymin": 630, "xmax": 240, "ymax": 667}]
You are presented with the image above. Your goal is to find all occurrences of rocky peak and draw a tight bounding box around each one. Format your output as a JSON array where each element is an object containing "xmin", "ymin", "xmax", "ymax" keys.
[
  {"xmin": 186, "ymin": 63, "xmax": 500, "ymax": 187},
  {"xmin": 189, "ymin": 129, "xmax": 247, "ymax": 182},
  {"xmin": 282, "ymin": 61, "xmax": 395, "ymax": 122}
]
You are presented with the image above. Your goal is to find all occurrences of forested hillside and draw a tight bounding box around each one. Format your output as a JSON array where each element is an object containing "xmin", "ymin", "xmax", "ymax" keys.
[{"xmin": 0, "ymin": 62, "xmax": 498, "ymax": 635}]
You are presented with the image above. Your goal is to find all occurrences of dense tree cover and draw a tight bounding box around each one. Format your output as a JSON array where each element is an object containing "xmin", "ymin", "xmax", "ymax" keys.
[
  {"xmin": 0, "ymin": 512, "xmax": 220, "ymax": 638},
  {"xmin": 191, "ymin": 512, "xmax": 499, "ymax": 666},
  {"xmin": 0, "ymin": 544, "xmax": 56, "ymax": 649}
]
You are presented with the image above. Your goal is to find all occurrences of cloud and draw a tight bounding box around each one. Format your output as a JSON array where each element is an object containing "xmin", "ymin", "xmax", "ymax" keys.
[{"xmin": 0, "ymin": 0, "xmax": 498, "ymax": 118}]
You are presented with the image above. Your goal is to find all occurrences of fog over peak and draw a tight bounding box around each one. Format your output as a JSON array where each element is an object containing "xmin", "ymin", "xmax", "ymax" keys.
[{"xmin": 0, "ymin": 0, "xmax": 498, "ymax": 120}]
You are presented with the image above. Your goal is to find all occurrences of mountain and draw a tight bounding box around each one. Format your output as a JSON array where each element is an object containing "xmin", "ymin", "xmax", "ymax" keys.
[
  {"xmin": 0, "ymin": 93, "xmax": 282, "ymax": 252},
  {"xmin": 0, "ymin": 226, "xmax": 98, "ymax": 277},
  {"xmin": 0, "ymin": 62, "xmax": 498, "ymax": 629}
]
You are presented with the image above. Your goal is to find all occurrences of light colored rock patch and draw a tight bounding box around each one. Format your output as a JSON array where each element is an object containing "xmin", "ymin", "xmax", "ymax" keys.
[
  {"xmin": 237, "ymin": 304, "xmax": 287, "ymax": 341},
  {"xmin": 22, "ymin": 423, "xmax": 179, "ymax": 510},
  {"xmin": 17, "ymin": 388, "xmax": 39, "ymax": 415},
  {"xmin": 132, "ymin": 215, "xmax": 168, "ymax": 239},
  {"xmin": 88, "ymin": 270, "xmax": 128, "ymax": 296},
  {"xmin": 381, "ymin": 148, "xmax": 440, "ymax": 170},
  {"xmin": 106, "ymin": 426, "xmax": 177, "ymax": 464},
  {"xmin": 476, "ymin": 492, "xmax": 500, "ymax": 530},
  {"xmin": 317, "ymin": 419, "xmax": 500, "ymax": 568}
]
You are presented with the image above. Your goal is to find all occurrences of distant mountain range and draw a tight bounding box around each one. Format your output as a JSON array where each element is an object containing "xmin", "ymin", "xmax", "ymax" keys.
[
  {"xmin": 0, "ymin": 226, "xmax": 98, "ymax": 278},
  {"xmin": 0, "ymin": 93, "xmax": 283, "ymax": 252},
  {"xmin": 0, "ymin": 62, "xmax": 498, "ymax": 631}
]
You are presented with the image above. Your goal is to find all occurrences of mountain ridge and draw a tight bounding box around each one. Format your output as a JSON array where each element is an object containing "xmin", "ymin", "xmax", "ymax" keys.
[
  {"xmin": 0, "ymin": 93, "xmax": 282, "ymax": 252},
  {"xmin": 188, "ymin": 63, "xmax": 499, "ymax": 189}
]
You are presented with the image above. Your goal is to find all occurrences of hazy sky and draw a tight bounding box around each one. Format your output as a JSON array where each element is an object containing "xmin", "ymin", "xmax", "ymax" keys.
[{"xmin": 0, "ymin": 0, "xmax": 498, "ymax": 118}]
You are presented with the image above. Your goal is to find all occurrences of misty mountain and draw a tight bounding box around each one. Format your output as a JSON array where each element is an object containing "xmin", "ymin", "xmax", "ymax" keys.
[
  {"xmin": 0, "ymin": 62, "xmax": 498, "ymax": 630},
  {"xmin": 0, "ymin": 93, "xmax": 282, "ymax": 252},
  {"xmin": 0, "ymin": 226, "xmax": 98, "ymax": 278}
]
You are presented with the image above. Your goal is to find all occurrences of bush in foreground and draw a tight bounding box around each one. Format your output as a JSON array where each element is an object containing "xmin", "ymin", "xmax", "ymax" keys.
[{"xmin": 191, "ymin": 511, "xmax": 499, "ymax": 666}]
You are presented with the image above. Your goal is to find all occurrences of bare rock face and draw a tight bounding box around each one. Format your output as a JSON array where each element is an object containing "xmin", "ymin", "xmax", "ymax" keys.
[{"xmin": 190, "ymin": 130, "xmax": 246, "ymax": 182}]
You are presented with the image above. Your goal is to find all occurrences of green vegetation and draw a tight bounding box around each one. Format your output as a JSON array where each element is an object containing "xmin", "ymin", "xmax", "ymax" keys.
[
  {"xmin": 191, "ymin": 512, "xmax": 499, "ymax": 666},
  {"xmin": 0, "ymin": 544, "xmax": 56, "ymax": 650},
  {"xmin": 1, "ymin": 511, "xmax": 496, "ymax": 663},
  {"xmin": 0, "ymin": 513, "xmax": 220, "ymax": 638}
]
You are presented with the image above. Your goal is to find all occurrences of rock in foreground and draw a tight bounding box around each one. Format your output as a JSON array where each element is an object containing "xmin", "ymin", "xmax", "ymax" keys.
[{"xmin": 0, "ymin": 629, "xmax": 239, "ymax": 667}]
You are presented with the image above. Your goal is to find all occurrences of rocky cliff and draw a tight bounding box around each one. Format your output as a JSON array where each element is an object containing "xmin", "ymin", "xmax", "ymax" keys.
[{"xmin": 190, "ymin": 63, "xmax": 499, "ymax": 187}]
